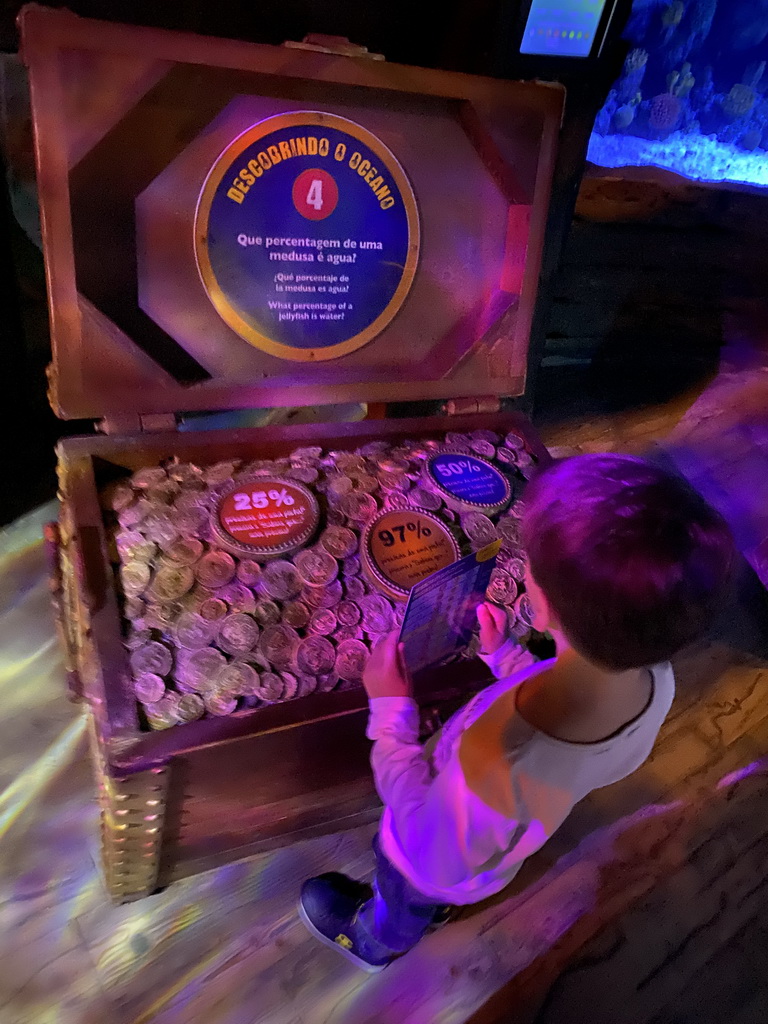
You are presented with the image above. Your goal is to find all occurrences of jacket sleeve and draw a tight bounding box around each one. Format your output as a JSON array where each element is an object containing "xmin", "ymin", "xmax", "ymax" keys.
[
  {"xmin": 478, "ymin": 636, "xmax": 535, "ymax": 679},
  {"xmin": 366, "ymin": 696, "xmax": 433, "ymax": 811}
]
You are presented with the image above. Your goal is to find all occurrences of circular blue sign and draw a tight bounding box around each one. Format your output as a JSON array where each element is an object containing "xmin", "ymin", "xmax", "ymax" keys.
[
  {"xmin": 195, "ymin": 111, "xmax": 420, "ymax": 362},
  {"xmin": 426, "ymin": 454, "xmax": 511, "ymax": 510}
]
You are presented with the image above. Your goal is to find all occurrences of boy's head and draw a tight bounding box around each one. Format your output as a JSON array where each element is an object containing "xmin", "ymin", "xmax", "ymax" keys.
[{"xmin": 520, "ymin": 454, "xmax": 735, "ymax": 670}]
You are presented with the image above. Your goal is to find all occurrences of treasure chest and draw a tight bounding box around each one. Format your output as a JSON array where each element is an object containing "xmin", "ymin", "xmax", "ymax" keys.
[{"xmin": 22, "ymin": 5, "xmax": 563, "ymax": 902}]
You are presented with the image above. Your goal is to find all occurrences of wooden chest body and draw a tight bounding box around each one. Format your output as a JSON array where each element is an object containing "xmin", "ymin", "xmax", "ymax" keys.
[{"xmin": 55, "ymin": 412, "xmax": 544, "ymax": 896}]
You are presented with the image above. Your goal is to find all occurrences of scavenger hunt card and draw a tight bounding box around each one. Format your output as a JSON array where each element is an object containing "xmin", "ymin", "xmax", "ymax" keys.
[{"xmin": 399, "ymin": 541, "xmax": 500, "ymax": 674}]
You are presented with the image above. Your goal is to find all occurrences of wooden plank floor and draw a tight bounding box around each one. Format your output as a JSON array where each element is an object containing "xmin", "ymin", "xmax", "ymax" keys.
[{"xmin": 2, "ymin": 335, "xmax": 768, "ymax": 1023}]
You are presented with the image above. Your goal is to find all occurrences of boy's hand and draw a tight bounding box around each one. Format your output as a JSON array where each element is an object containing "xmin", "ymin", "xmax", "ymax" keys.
[
  {"xmin": 363, "ymin": 632, "xmax": 413, "ymax": 700},
  {"xmin": 477, "ymin": 601, "xmax": 510, "ymax": 654}
]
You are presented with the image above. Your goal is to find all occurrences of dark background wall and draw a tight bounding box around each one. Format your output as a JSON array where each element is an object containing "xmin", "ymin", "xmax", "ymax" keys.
[
  {"xmin": 0, "ymin": 0, "xmax": 499, "ymax": 67},
  {"xmin": 534, "ymin": 176, "xmax": 768, "ymax": 433}
]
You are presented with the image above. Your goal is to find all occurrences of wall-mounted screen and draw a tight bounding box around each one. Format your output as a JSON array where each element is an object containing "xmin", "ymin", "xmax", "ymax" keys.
[{"xmin": 520, "ymin": 0, "xmax": 609, "ymax": 58}]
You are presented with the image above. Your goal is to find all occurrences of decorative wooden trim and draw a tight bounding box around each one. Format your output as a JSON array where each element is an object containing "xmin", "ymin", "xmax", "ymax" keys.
[
  {"xmin": 43, "ymin": 521, "xmax": 84, "ymax": 702},
  {"xmin": 89, "ymin": 715, "xmax": 169, "ymax": 903}
]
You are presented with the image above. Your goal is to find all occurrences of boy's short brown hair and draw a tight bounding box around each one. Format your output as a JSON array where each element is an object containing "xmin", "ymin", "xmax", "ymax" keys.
[{"xmin": 521, "ymin": 454, "xmax": 735, "ymax": 670}]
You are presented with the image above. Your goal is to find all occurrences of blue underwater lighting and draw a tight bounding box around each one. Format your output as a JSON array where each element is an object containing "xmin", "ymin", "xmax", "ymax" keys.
[{"xmin": 588, "ymin": 0, "xmax": 768, "ymax": 188}]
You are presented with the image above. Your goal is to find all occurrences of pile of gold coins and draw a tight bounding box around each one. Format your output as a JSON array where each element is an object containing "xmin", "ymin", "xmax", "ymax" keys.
[{"xmin": 101, "ymin": 429, "xmax": 536, "ymax": 730}]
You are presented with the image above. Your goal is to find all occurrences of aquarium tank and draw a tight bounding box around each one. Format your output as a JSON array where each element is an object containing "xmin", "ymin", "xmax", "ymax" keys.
[{"xmin": 588, "ymin": 0, "xmax": 768, "ymax": 189}]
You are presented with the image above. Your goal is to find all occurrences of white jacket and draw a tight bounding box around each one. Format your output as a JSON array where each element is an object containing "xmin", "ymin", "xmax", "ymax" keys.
[{"xmin": 367, "ymin": 640, "xmax": 675, "ymax": 904}]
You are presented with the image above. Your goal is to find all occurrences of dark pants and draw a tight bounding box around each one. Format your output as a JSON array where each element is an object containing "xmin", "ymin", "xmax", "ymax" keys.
[{"xmin": 354, "ymin": 834, "xmax": 448, "ymax": 960}]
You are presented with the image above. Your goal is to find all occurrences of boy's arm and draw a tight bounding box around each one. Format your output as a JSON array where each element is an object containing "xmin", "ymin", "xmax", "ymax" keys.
[
  {"xmin": 477, "ymin": 601, "xmax": 535, "ymax": 678},
  {"xmin": 364, "ymin": 634, "xmax": 442, "ymax": 819},
  {"xmin": 366, "ymin": 694, "xmax": 433, "ymax": 817},
  {"xmin": 363, "ymin": 635, "xmax": 433, "ymax": 811},
  {"xmin": 478, "ymin": 636, "xmax": 535, "ymax": 678},
  {"xmin": 362, "ymin": 603, "xmax": 529, "ymax": 814},
  {"xmin": 363, "ymin": 634, "xmax": 528, "ymax": 889}
]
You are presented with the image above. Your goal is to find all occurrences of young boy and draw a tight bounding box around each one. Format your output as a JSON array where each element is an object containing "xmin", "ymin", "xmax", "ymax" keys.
[{"xmin": 298, "ymin": 453, "xmax": 735, "ymax": 971}]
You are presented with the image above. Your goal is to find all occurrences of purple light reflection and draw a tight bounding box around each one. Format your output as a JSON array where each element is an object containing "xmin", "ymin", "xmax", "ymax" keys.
[{"xmin": 717, "ymin": 758, "xmax": 768, "ymax": 789}]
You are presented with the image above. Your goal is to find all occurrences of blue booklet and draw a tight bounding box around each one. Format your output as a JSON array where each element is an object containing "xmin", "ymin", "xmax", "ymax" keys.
[{"xmin": 398, "ymin": 541, "xmax": 500, "ymax": 674}]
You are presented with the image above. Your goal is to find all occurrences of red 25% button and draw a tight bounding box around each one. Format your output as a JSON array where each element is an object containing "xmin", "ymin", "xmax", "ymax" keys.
[{"xmin": 214, "ymin": 477, "xmax": 320, "ymax": 558}]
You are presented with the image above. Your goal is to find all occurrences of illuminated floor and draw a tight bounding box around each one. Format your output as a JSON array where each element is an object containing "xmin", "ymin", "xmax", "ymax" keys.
[{"xmin": 3, "ymin": 369, "xmax": 768, "ymax": 1022}]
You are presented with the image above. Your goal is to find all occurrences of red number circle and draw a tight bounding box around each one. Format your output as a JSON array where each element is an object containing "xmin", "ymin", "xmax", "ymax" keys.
[{"xmin": 292, "ymin": 168, "xmax": 339, "ymax": 221}]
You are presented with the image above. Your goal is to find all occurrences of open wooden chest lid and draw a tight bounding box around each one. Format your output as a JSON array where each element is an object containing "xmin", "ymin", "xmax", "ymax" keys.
[{"xmin": 20, "ymin": 5, "xmax": 564, "ymax": 422}]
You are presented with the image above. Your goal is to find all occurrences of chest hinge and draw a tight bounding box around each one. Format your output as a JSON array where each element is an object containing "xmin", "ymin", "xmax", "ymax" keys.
[
  {"xmin": 283, "ymin": 34, "xmax": 385, "ymax": 60},
  {"xmin": 98, "ymin": 413, "xmax": 178, "ymax": 435},
  {"xmin": 442, "ymin": 396, "xmax": 502, "ymax": 416}
]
